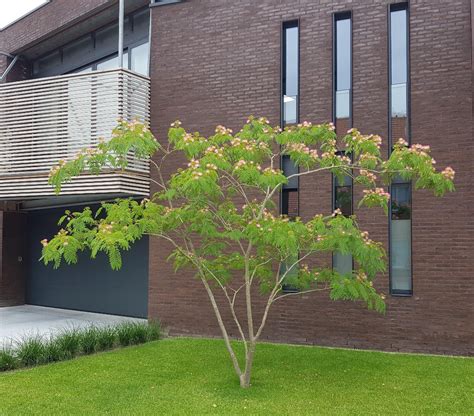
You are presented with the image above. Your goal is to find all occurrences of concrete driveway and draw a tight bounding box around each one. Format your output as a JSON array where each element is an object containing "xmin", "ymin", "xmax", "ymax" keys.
[{"xmin": 0, "ymin": 305, "xmax": 145, "ymax": 348}]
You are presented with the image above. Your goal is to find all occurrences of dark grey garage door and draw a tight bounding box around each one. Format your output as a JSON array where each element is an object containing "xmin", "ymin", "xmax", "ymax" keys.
[{"xmin": 26, "ymin": 206, "xmax": 148, "ymax": 318}]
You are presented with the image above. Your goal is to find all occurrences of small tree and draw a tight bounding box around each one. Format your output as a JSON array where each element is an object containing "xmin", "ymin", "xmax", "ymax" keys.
[{"xmin": 42, "ymin": 117, "xmax": 455, "ymax": 388}]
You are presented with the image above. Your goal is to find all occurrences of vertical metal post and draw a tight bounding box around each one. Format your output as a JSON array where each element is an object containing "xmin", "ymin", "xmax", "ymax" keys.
[{"xmin": 118, "ymin": 0, "xmax": 124, "ymax": 68}]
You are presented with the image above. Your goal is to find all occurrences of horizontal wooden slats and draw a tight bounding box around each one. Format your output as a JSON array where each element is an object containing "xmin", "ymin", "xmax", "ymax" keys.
[{"xmin": 0, "ymin": 69, "xmax": 151, "ymax": 200}]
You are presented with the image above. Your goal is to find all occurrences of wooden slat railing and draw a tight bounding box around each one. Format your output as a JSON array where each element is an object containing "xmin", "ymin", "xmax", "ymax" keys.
[{"xmin": 0, "ymin": 68, "xmax": 151, "ymax": 199}]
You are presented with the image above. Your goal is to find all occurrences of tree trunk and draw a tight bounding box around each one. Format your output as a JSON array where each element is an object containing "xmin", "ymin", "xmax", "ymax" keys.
[{"xmin": 239, "ymin": 341, "xmax": 256, "ymax": 388}]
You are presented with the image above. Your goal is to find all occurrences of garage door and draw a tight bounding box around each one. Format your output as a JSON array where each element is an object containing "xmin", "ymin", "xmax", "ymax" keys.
[{"xmin": 26, "ymin": 205, "xmax": 148, "ymax": 318}]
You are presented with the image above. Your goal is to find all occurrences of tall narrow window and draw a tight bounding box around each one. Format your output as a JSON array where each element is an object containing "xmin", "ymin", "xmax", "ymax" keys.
[
  {"xmin": 333, "ymin": 157, "xmax": 353, "ymax": 275},
  {"xmin": 389, "ymin": 4, "xmax": 409, "ymax": 142},
  {"xmin": 282, "ymin": 21, "xmax": 299, "ymax": 126},
  {"xmin": 281, "ymin": 21, "xmax": 299, "ymax": 291},
  {"xmin": 333, "ymin": 13, "xmax": 353, "ymax": 275},
  {"xmin": 334, "ymin": 12, "xmax": 352, "ymax": 134},
  {"xmin": 390, "ymin": 180, "xmax": 412, "ymax": 294},
  {"xmin": 389, "ymin": 3, "xmax": 412, "ymax": 295},
  {"xmin": 281, "ymin": 20, "xmax": 299, "ymax": 217}
]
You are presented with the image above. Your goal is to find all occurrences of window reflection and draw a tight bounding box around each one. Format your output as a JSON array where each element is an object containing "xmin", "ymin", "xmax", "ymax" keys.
[
  {"xmin": 390, "ymin": 7, "xmax": 408, "ymax": 139},
  {"xmin": 130, "ymin": 42, "xmax": 149, "ymax": 76},
  {"xmin": 283, "ymin": 23, "xmax": 298, "ymax": 125},
  {"xmin": 389, "ymin": 4, "xmax": 411, "ymax": 295},
  {"xmin": 335, "ymin": 14, "xmax": 351, "ymax": 127},
  {"xmin": 333, "ymin": 165, "xmax": 353, "ymax": 275}
]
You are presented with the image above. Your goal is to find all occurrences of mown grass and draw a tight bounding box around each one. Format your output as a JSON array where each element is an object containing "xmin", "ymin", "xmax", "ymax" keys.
[{"xmin": 0, "ymin": 338, "xmax": 472, "ymax": 415}]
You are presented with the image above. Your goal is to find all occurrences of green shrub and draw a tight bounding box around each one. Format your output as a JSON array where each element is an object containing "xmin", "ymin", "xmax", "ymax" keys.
[
  {"xmin": 16, "ymin": 336, "xmax": 45, "ymax": 367},
  {"xmin": 0, "ymin": 321, "xmax": 162, "ymax": 372},
  {"xmin": 146, "ymin": 320, "xmax": 161, "ymax": 341},
  {"xmin": 117, "ymin": 322, "xmax": 149, "ymax": 346},
  {"xmin": 80, "ymin": 326, "xmax": 99, "ymax": 355},
  {"xmin": 55, "ymin": 328, "xmax": 81, "ymax": 359},
  {"xmin": 43, "ymin": 338, "xmax": 64, "ymax": 363},
  {"xmin": 95, "ymin": 326, "xmax": 117, "ymax": 351},
  {"xmin": 0, "ymin": 349, "xmax": 18, "ymax": 372}
]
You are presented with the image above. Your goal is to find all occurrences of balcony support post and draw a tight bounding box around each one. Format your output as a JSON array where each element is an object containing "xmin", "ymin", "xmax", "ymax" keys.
[{"xmin": 118, "ymin": 0, "xmax": 125, "ymax": 68}]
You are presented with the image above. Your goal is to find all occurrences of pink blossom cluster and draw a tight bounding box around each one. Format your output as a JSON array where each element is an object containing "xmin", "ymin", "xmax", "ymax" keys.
[
  {"xmin": 234, "ymin": 160, "xmax": 260, "ymax": 170},
  {"xmin": 332, "ymin": 208, "xmax": 342, "ymax": 217},
  {"xmin": 441, "ymin": 166, "xmax": 455, "ymax": 180},
  {"xmin": 363, "ymin": 187, "xmax": 390, "ymax": 199},
  {"xmin": 360, "ymin": 231, "xmax": 374, "ymax": 246},
  {"xmin": 408, "ymin": 143, "xmax": 430, "ymax": 157},
  {"xmin": 337, "ymin": 154, "xmax": 351, "ymax": 164},
  {"xmin": 359, "ymin": 153, "xmax": 378, "ymax": 163},
  {"xmin": 296, "ymin": 121, "xmax": 313, "ymax": 128},
  {"xmin": 347, "ymin": 129, "xmax": 382, "ymax": 149},
  {"xmin": 187, "ymin": 159, "xmax": 200, "ymax": 169},
  {"xmin": 286, "ymin": 142, "xmax": 319, "ymax": 159},
  {"xmin": 183, "ymin": 133, "xmax": 197, "ymax": 144},
  {"xmin": 359, "ymin": 169, "xmax": 377, "ymax": 182},
  {"xmin": 262, "ymin": 167, "xmax": 279, "ymax": 174},
  {"xmin": 205, "ymin": 145, "xmax": 224, "ymax": 156},
  {"xmin": 215, "ymin": 125, "xmax": 233, "ymax": 135},
  {"xmin": 205, "ymin": 163, "xmax": 218, "ymax": 171}
]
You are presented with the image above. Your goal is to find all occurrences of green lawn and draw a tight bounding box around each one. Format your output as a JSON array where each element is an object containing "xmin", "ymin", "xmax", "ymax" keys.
[{"xmin": 0, "ymin": 338, "xmax": 472, "ymax": 415}]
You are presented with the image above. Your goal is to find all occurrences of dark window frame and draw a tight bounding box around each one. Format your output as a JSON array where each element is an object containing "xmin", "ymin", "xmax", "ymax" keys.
[
  {"xmin": 280, "ymin": 19, "xmax": 300, "ymax": 218},
  {"xmin": 388, "ymin": 2, "xmax": 413, "ymax": 296},
  {"xmin": 332, "ymin": 10, "xmax": 353, "ymax": 127},
  {"xmin": 280, "ymin": 20, "xmax": 300, "ymax": 293},
  {"xmin": 389, "ymin": 181, "xmax": 413, "ymax": 296},
  {"xmin": 332, "ymin": 11, "xmax": 354, "ymax": 274}
]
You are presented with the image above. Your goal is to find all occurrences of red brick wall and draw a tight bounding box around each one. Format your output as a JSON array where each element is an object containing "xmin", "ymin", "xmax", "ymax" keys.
[{"xmin": 146, "ymin": 0, "xmax": 473, "ymax": 355}]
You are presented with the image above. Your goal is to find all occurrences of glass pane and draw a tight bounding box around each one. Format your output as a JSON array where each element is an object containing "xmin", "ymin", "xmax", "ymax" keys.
[
  {"xmin": 33, "ymin": 51, "xmax": 61, "ymax": 76},
  {"xmin": 336, "ymin": 90, "xmax": 350, "ymax": 119},
  {"xmin": 390, "ymin": 9, "xmax": 408, "ymax": 85},
  {"xmin": 284, "ymin": 26, "xmax": 298, "ymax": 97},
  {"xmin": 391, "ymin": 83, "xmax": 407, "ymax": 117},
  {"xmin": 63, "ymin": 35, "xmax": 93, "ymax": 63},
  {"xmin": 132, "ymin": 8, "xmax": 150, "ymax": 34},
  {"xmin": 334, "ymin": 252, "xmax": 352, "ymax": 275},
  {"xmin": 130, "ymin": 42, "xmax": 149, "ymax": 76},
  {"xmin": 73, "ymin": 66, "xmax": 93, "ymax": 74},
  {"xmin": 96, "ymin": 23, "xmax": 118, "ymax": 51},
  {"xmin": 281, "ymin": 253, "xmax": 299, "ymax": 292},
  {"xmin": 336, "ymin": 18, "xmax": 351, "ymax": 92},
  {"xmin": 96, "ymin": 52, "xmax": 128, "ymax": 71},
  {"xmin": 282, "ymin": 155, "xmax": 298, "ymax": 189},
  {"xmin": 97, "ymin": 55, "xmax": 118, "ymax": 70},
  {"xmin": 335, "ymin": 186, "xmax": 352, "ymax": 216},
  {"xmin": 391, "ymin": 183, "xmax": 411, "ymax": 220},
  {"xmin": 283, "ymin": 95, "xmax": 297, "ymax": 124},
  {"xmin": 391, "ymin": 219, "xmax": 412, "ymax": 291}
]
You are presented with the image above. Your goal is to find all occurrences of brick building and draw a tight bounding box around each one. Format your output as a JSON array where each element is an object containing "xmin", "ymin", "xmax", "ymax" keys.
[{"xmin": 0, "ymin": 0, "xmax": 472, "ymax": 355}]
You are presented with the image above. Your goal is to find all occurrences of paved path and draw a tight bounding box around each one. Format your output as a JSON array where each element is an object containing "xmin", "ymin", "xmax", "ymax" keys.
[{"xmin": 0, "ymin": 305, "xmax": 145, "ymax": 348}]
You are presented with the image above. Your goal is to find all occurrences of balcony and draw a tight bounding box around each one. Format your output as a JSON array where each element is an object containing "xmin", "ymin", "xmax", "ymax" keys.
[{"xmin": 0, "ymin": 68, "xmax": 151, "ymax": 200}]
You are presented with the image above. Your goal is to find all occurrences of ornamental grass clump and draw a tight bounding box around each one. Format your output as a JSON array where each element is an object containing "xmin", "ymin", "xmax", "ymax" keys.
[
  {"xmin": 0, "ymin": 322, "xmax": 161, "ymax": 372},
  {"xmin": 0, "ymin": 348, "xmax": 18, "ymax": 372},
  {"xmin": 16, "ymin": 336, "xmax": 46, "ymax": 367},
  {"xmin": 42, "ymin": 116, "xmax": 455, "ymax": 387}
]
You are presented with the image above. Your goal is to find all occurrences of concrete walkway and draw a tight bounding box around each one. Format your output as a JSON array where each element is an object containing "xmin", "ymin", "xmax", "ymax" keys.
[{"xmin": 0, "ymin": 305, "xmax": 145, "ymax": 348}]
